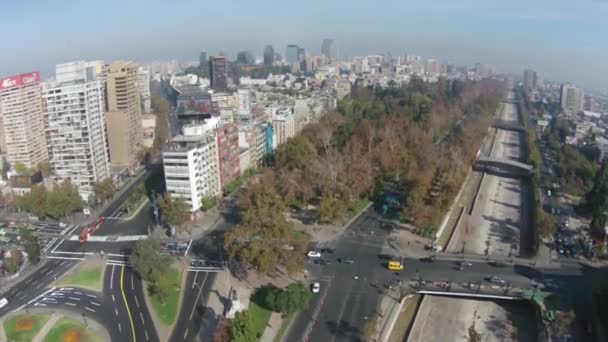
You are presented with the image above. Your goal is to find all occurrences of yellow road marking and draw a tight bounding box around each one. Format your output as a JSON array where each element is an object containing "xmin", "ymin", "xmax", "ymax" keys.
[{"xmin": 121, "ymin": 266, "xmax": 137, "ymax": 342}]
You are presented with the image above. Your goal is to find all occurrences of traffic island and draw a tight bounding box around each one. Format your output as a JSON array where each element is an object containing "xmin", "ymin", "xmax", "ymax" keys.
[
  {"xmin": 55, "ymin": 257, "xmax": 104, "ymax": 291},
  {"xmin": 3, "ymin": 313, "xmax": 50, "ymax": 342},
  {"xmin": 42, "ymin": 317, "xmax": 102, "ymax": 342}
]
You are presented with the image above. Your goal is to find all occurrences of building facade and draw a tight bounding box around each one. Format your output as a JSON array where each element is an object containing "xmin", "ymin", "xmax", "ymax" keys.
[
  {"xmin": 209, "ymin": 56, "xmax": 228, "ymax": 92},
  {"xmin": 237, "ymin": 88, "xmax": 251, "ymax": 120},
  {"xmin": 272, "ymin": 109, "xmax": 295, "ymax": 146},
  {"xmin": 321, "ymin": 39, "xmax": 337, "ymax": 62},
  {"xmin": 560, "ymin": 83, "xmax": 584, "ymax": 115},
  {"xmin": 286, "ymin": 45, "xmax": 299, "ymax": 65},
  {"xmin": 263, "ymin": 45, "xmax": 275, "ymax": 66},
  {"xmin": 215, "ymin": 122, "xmax": 240, "ymax": 189},
  {"xmin": 138, "ymin": 65, "xmax": 152, "ymax": 113},
  {"xmin": 163, "ymin": 134, "xmax": 221, "ymax": 217},
  {"xmin": 0, "ymin": 72, "xmax": 48, "ymax": 168},
  {"xmin": 105, "ymin": 61, "xmax": 144, "ymax": 171},
  {"xmin": 523, "ymin": 69, "xmax": 538, "ymax": 90},
  {"xmin": 43, "ymin": 63, "xmax": 110, "ymax": 201}
]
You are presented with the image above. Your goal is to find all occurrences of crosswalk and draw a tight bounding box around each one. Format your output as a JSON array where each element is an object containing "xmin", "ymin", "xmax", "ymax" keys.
[{"xmin": 65, "ymin": 234, "xmax": 148, "ymax": 242}]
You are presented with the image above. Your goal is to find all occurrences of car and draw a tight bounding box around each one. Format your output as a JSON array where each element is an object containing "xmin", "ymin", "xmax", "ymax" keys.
[
  {"xmin": 486, "ymin": 276, "xmax": 506, "ymax": 285},
  {"xmin": 338, "ymin": 257, "xmax": 354, "ymax": 264},
  {"xmin": 307, "ymin": 251, "xmax": 321, "ymax": 258},
  {"xmin": 460, "ymin": 262, "xmax": 473, "ymax": 267},
  {"xmin": 419, "ymin": 256, "xmax": 435, "ymax": 263},
  {"xmin": 311, "ymin": 282, "xmax": 320, "ymax": 293},
  {"xmin": 59, "ymin": 222, "xmax": 68, "ymax": 228},
  {"xmin": 0, "ymin": 297, "xmax": 7, "ymax": 308},
  {"xmin": 320, "ymin": 248, "xmax": 336, "ymax": 254}
]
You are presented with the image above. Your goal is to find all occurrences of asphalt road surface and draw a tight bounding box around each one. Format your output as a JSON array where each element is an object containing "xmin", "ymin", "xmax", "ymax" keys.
[{"xmin": 170, "ymin": 271, "xmax": 217, "ymax": 342}]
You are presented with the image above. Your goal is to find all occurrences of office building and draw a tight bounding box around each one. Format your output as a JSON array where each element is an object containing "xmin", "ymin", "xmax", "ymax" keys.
[
  {"xmin": 209, "ymin": 56, "xmax": 228, "ymax": 92},
  {"xmin": 523, "ymin": 69, "xmax": 538, "ymax": 90},
  {"xmin": 138, "ymin": 66, "xmax": 152, "ymax": 113},
  {"xmin": 105, "ymin": 61, "xmax": 144, "ymax": 171},
  {"xmin": 560, "ymin": 83, "xmax": 584, "ymax": 115},
  {"xmin": 263, "ymin": 45, "xmax": 275, "ymax": 66},
  {"xmin": 163, "ymin": 133, "xmax": 221, "ymax": 218},
  {"xmin": 236, "ymin": 51, "xmax": 255, "ymax": 65},
  {"xmin": 0, "ymin": 72, "xmax": 48, "ymax": 168},
  {"xmin": 425, "ymin": 59, "xmax": 441, "ymax": 75},
  {"xmin": 321, "ymin": 39, "xmax": 337, "ymax": 62},
  {"xmin": 215, "ymin": 122, "xmax": 240, "ymax": 188},
  {"xmin": 199, "ymin": 51, "xmax": 207, "ymax": 67},
  {"xmin": 43, "ymin": 62, "xmax": 110, "ymax": 201},
  {"xmin": 286, "ymin": 45, "xmax": 299, "ymax": 65},
  {"xmin": 272, "ymin": 109, "xmax": 295, "ymax": 146}
]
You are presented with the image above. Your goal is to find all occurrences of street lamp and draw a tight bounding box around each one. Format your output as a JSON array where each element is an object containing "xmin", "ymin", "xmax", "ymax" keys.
[{"xmin": 82, "ymin": 313, "xmax": 88, "ymax": 327}]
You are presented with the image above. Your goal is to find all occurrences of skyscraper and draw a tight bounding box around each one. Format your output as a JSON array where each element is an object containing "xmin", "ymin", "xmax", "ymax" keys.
[
  {"xmin": 209, "ymin": 56, "xmax": 228, "ymax": 92},
  {"xmin": 286, "ymin": 45, "xmax": 299, "ymax": 65},
  {"xmin": 105, "ymin": 61, "xmax": 143, "ymax": 171},
  {"xmin": 560, "ymin": 83, "xmax": 584, "ymax": 114},
  {"xmin": 321, "ymin": 39, "xmax": 337, "ymax": 62},
  {"xmin": 43, "ymin": 62, "xmax": 110, "ymax": 201},
  {"xmin": 523, "ymin": 69, "xmax": 538, "ymax": 90},
  {"xmin": 138, "ymin": 65, "xmax": 151, "ymax": 113},
  {"xmin": 236, "ymin": 51, "xmax": 255, "ymax": 65},
  {"xmin": 263, "ymin": 45, "xmax": 275, "ymax": 66},
  {"xmin": 199, "ymin": 51, "xmax": 207, "ymax": 67},
  {"xmin": 0, "ymin": 72, "xmax": 48, "ymax": 168}
]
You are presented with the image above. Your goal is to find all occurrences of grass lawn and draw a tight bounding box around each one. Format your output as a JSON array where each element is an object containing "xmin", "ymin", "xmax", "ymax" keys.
[
  {"xmin": 150, "ymin": 266, "xmax": 182, "ymax": 326},
  {"xmin": 249, "ymin": 301, "xmax": 272, "ymax": 339},
  {"xmin": 349, "ymin": 197, "xmax": 371, "ymax": 217},
  {"xmin": 4, "ymin": 314, "xmax": 50, "ymax": 342},
  {"xmin": 56, "ymin": 264, "xmax": 103, "ymax": 291},
  {"xmin": 388, "ymin": 295, "xmax": 422, "ymax": 342},
  {"xmin": 273, "ymin": 312, "xmax": 295, "ymax": 342},
  {"xmin": 42, "ymin": 317, "xmax": 102, "ymax": 342}
]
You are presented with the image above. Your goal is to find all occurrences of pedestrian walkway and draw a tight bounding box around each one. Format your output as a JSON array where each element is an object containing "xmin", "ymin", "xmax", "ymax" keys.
[
  {"xmin": 31, "ymin": 312, "xmax": 61, "ymax": 342},
  {"xmin": 260, "ymin": 312, "xmax": 282, "ymax": 342},
  {"xmin": 65, "ymin": 234, "xmax": 148, "ymax": 242}
]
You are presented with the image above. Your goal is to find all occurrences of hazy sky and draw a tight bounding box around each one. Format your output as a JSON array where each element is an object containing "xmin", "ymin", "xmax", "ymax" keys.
[{"xmin": 1, "ymin": 0, "xmax": 607, "ymax": 90}]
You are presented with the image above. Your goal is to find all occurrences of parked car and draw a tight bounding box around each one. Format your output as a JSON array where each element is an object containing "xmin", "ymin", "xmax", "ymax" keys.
[
  {"xmin": 307, "ymin": 251, "xmax": 321, "ymax": 258},
  {"xmin": 486, "ymin": 276, "xmax": 506, "ymax": 285},
  {"xmin": 311, "ymin": 282, "xmax": 320, "ymax": 293}
]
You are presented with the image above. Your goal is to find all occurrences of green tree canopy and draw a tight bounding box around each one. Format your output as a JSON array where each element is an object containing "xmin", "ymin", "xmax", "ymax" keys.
[
  {"xmin": 231, "ymin": 310, "xmax": 256, "ymax": 342},
  {"xmin": 158, "ymin": 193, "xmax": 190, "ymax": 228},
  {"xmin": 46, "ymin": 180, "xmax": 84, "ymax": 219},
  {"xmin": 130, "ymin": 238, "xmax": 172, "ymax": 301},
  {"xmin": 92, "ymin": 178, "xmax": 116, "ymax": 204}
]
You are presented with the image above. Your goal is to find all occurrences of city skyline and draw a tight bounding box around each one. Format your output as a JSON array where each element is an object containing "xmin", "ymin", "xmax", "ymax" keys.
[{"xmin": 0, "ymin": 0, "xmax": 606, "ymax": 90}]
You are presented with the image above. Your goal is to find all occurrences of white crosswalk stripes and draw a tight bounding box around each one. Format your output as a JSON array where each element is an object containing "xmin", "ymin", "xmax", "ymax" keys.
[
  {"xmin": 66, "ymin": 234, "xmax": 148, "ymax": 242},
  {"xmin": 116, "ymin": 235, "xmax": 148, "ymax": 242}
]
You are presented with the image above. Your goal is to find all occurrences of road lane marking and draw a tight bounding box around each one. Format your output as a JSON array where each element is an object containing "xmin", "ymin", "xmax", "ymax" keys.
[
  {"xmin": 135, "ymin": 296, "xmax": 140, "ymax": 308},
  {"xmin": 60, "ymin": 287, "xmax": 74, "ymax": 291},
  {"xmin": 27, "ymin": 287, "xmax": 56, "ymax": 305},
  {"xmin": 112, "ymin": 294, "xmax": 115, "ymax": 302},
  {"xmin": 118, "ymin": 323, "xmax": 122, "ymax": 332},
  {"xmin": 85, "ymin": 307, "xmax": 96, "ymax": 312},
  {"xmin": 115, "ymin": 308, "xmax": 119, "ymax": 315},
  {"xmin": 90, "ymin": 301, "xmax": 101, "ymax": 306},
  {"xmin": 189, "ymin": 273, "xmax": 209, "ymax": 320},
  {"xmin": 139, "ymin": 312, "xmax": 145, "ymax": 324},
  {"xmin": 74, "ymin": 291, "xmax": 82, "ymax": 295},
  {"xmin": 51, "ymin": 251, "xmax": 94, "ymax": 255},
  {"xmin": 110, "ymin": 264, "xmax": 115, "ymax": 289},
  {"xmin": 66, "ymin": 302, "xmax": 76, "ymax": 306},
  {"xmin": 184, "ymin": 239, "xmax": 193, "ymax": 256},
  {"xmin": 69, "ymin": 297, "xmax": 80, "ymax": 301},
  {"xmin": 86, "ymin": 294, "xmax": 97, "ymax": 298},
  {"xmin": 121, "ymin": 266, "xmax": 137, "ymax": 342},
  {"xmin": 192, "ymin": 272, "xmax": 198, "ymax": 288},
  {"xmin": 145, "ymin": 329, "xmax": 149, "ymax": 341},
  {"xmin": 47, "ymin": 256, "xmax": 85, "ymax": 261},
  {"xmin": 184, "ymin": 328, "xmax": 188, "ymax": 339},
  {"xmin": 131, "ymin": 272, "xmax": 134, "ymax": 290}
]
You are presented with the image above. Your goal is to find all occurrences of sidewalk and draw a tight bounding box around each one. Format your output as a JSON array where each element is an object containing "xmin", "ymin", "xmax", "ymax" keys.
[
  {"xmin": 260, "ymin": 312, "xmax": 282, "ymax": 342},
  {"xmin": 376, "ymin": 290, "xmax": 407, "ymax": 342},
  {"xmin": 32, "ymin": 313, "xmax": 61, "ymax": 342}
]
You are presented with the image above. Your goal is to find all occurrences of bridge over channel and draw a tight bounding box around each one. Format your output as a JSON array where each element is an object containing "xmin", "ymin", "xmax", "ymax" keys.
[
  {"xmin": 473, "ymin": 157, "xmax": 534, "ymax": 178},
  {"xmin": 492, "ymin": 119, "xmax": 526, "ymax": 132}
]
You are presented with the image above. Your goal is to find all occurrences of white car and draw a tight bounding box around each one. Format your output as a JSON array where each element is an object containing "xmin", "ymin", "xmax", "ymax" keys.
[
  {"xmin": 0, "ymin": 298, "xmax": 8, "ymax": 308},
  {"xmin": 59, "ymin": 222, "xmax": 68, "ymax": 228},
  {"xmin": 311, "ymin": 282, "xmax": 320, "ymax": 293},
  {"xmin": 307, "ymin": 251, "xmax": 321, "ymax": 258}
]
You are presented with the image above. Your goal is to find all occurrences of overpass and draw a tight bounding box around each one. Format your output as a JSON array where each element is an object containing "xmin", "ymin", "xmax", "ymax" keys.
[
  {"xmin": 492, "ymin": 119, "xmax": 526, "ymax": 132},
  {"xmin": 473, "ymin": 157, "xmax": 534, "ymax": 178}
]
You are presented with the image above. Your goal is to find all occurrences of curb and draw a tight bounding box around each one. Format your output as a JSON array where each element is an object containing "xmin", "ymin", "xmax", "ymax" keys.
[{"xmin": 379, "ymin": 296, "xmax": 407, "ymax": 342}]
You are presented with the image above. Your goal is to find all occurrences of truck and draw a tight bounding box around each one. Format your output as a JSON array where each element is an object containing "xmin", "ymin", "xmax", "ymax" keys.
[{"xmin": 79, "ymin": 218, "xmax": 104, "ymax": 243}]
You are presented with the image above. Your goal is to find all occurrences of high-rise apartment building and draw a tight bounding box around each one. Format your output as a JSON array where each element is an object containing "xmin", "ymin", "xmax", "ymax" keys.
[
  {"xmin": 560, "ymin": 83, "xmax": 584, "ymax": 115},
  {"xmin": 0, "ymin": 72, "xmax": 48, "ymax": 168},
  {"xmin": 286, "ymin": 45, "xmax": 299, "ymax": 65},
  {"xmin": 138, "ymin": 66, "xmax": 152, "ymax": 113},
  {"xmin": 43, "ymin": 62, "xmax": 110, "ymax": 201},
  {"xmin": 263, "ymin": 45, "xmax": 275, "ymax": 66},
  {"xmin": 523, "ymin": 69, "xmax": 538, "ymax": 90},
  {"xmin": 272, "ymin": 109, "xmax": 295, "ymax": 146},
  {"xmin": 237, "ymin": 89, "xmax": 251, "ymax": 119},
  {"xmin": 425, "ymin": 59, "xmax": 441, "ymax": 75},
  {"xmin": 163, "ymin": 133, "xmax": 221, "ymax": 217},
  {"xmin": 105, "ymin": 61, "xmax": 143, "ymax": 171},
  {"xmin": 199, "ymin": 51, "xmax": 207, "ymax": 67},
  {"xmin": 215, "ymin": 122, "xmax": 240, "ymax": 189},
  {"xmin": 321, "ymin": 39, "xmax": 337, "ymax": 62},
  {"xmin": 209, "ymin": 56, "xmax": 228, "ymax": 92}
]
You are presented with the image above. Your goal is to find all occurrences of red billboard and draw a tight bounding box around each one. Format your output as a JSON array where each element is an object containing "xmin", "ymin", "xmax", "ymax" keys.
[{"xmin": 0, "ymin": 72, "xmax": 40, "ymax": 90}]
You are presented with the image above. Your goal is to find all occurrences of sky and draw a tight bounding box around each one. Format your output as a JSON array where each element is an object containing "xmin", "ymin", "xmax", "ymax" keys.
[{"xmin": 1, "ymin": 0, "xmax": 607, "ymax": 90}]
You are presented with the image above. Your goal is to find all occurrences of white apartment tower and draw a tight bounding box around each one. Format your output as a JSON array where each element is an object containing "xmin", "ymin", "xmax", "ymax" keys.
[
  {"xmin": 237, "ymin": 88, "xmax": 251, "ymax": 120},
  {"xmin": 162, "ymin": 133, "xmax": 221, "ymax": 218},
  {"xmin": 560, "ymin": 83, "xmax": 584, "ymax": 115},
  {"xmin": 0, "ymin": 72, "xmax": 48, "ymax": 168},
  {"xmin": 42, "ymin": 62, "xmax": 110, "ymax": 201},
  {"xmin": 138, "ymin": 66, "xmax": 152, "ymax": 113},
  {"xmin": 272, "ymin": 109, "xmax": 295, "ymax": 146}
]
